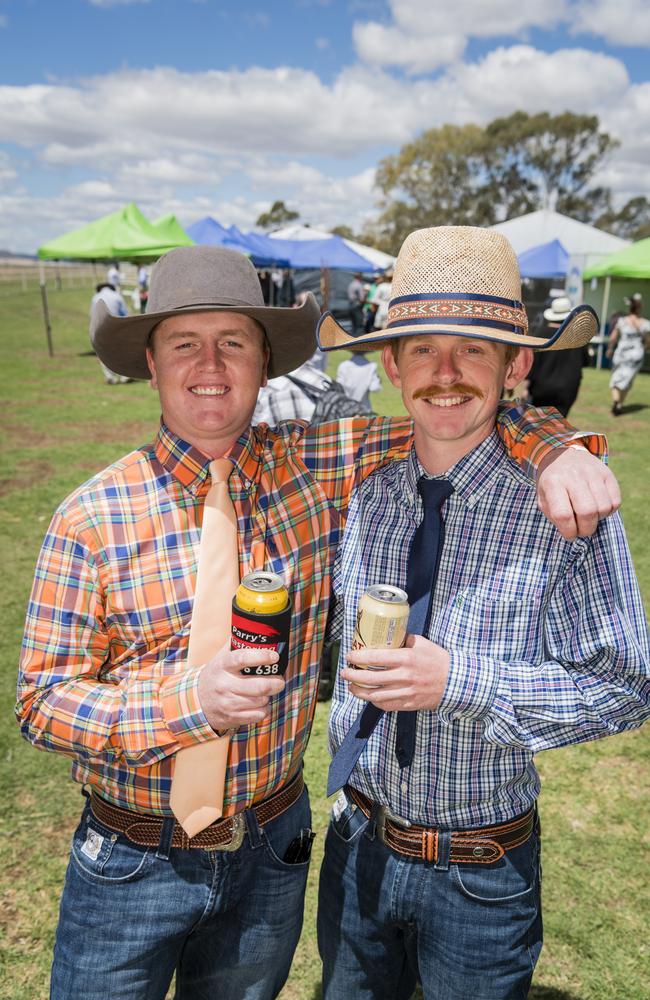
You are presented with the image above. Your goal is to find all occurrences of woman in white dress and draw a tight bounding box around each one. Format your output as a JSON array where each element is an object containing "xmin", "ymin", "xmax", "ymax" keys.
[{"xmin": 606, "ymin": 293, "xmax": 650, "ymax": 415}]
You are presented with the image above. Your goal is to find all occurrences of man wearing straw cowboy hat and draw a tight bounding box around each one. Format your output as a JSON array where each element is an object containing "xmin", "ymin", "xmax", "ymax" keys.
[
  {"xmin": 18, "ymin": 241, "xmax": 619, "ymax": 999},
  {"xmin": 318, "ymin": 227, "xmax": 649, "ymax": 1000}
]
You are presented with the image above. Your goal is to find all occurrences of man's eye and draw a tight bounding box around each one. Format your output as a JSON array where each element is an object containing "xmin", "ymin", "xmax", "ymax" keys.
[{"xmin": 175, "ymin": 341, "xmax": 195, "ymax": 350}]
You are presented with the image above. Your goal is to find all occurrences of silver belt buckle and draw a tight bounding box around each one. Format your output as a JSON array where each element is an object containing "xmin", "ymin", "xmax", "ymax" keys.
[
  {"xmin": 217, "ymin": 812, "xmax": 246, "ymax": 852},
  {"xmin": 375, "ymin": 805, "xmax": 411, "ymax": 845}
]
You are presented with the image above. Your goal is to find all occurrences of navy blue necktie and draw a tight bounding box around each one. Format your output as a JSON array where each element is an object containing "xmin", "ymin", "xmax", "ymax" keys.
[
  {"xmin": 327, "ymin": 475, "xmax": 453, "ymax": 797},
  {"xmin": 395, "ymin": 476, "xmax": 454, "ymax": 769}
]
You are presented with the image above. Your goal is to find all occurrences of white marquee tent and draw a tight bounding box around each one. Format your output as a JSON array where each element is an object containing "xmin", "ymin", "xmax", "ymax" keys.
[
  {"xmin": 269, "ymin": 224, "xmax": 395, "ymax": 271},
  {"xmin": 491, "ymin": 209, "xmax": 629, "ymax": 308}
]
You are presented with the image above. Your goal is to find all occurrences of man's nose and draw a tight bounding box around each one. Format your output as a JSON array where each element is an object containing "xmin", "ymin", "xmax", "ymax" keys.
[
  {"xmin": 199, "ymin": 343, "xmax": 226, "ymax": 369},
  {"xmin": 431, "ymin": 351, "xmax": 461, "ymax": 381}
]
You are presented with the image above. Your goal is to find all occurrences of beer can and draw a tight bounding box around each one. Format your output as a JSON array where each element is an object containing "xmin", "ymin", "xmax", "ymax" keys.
[
  {"xmin": 351, "ymin": 585, "xmax": 409, "ymax": 687},
  {"xmin": 231, "ymin": 571, "xmax": 291, "ymax": 676}
]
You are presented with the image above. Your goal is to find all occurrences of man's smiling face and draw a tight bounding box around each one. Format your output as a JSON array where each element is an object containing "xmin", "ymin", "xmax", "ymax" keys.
[
  {"xmin": 146, "ymin": 311, "xmax": 268, "ymax": 457},
  {"xmin": 382, "ymin": 334, "xmax": 532, "ymax": 471}
]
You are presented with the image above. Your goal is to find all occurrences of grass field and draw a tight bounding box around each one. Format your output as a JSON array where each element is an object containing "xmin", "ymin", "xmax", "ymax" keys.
[{"xmin": 0, "ymin": 283, "xmax": 648, "ymax": 999}]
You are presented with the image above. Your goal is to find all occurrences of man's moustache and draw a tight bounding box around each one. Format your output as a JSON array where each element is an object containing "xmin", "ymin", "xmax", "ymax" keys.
[{"xmin": 413, "ymin": 384, "xmax": 484, "ymax": 400}]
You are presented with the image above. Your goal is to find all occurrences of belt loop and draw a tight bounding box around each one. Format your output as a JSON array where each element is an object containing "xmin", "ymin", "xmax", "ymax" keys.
[
  {"xmin": 364, "ymin": 801, "xmax": 380, "ymax": 842},
  {"xmin": 434, "ymin": 830, "xmax": 451, "ymax": 871},
  {"xmin": 156, "ymin": 817, "xmax": 176, "ymax": 860},
  {"xmin": 245, "ymin": 807, "xmax": 262, "ymax": 849}
]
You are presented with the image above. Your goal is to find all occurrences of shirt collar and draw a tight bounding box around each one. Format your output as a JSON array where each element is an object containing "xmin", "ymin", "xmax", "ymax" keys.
[
  {"xmin": 407, "ymin": 429, "xmax": 509, "ymax": 509},
  {"xmin": 153, "ymin": 422, "xmax": 262, "ymax": 497}
]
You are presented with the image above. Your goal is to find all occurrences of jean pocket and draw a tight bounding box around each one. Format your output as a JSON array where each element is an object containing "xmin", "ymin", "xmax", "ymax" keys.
[
  {"xmin": 329, "ymin": 792, "xmax": 368, "ymax": 845},
  {"xmin": 71, "ymin": 812, "xmax": 154, "ymax": 886},
  {"xmin": 262, "ymin": 787, "xmax": 313, "ymax": 870},
  {"xmin": 451, "ymin": 836, "xmax": 539, "ymax": 905}
]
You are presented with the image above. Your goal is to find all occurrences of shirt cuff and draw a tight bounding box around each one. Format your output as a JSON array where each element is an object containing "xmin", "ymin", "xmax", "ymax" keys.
[
  {"xmin": 437, "ymin": 650, "xmax": 500, "ymax": 722},
  {"xmin": 159, "ymin": 664, "xmax": 217, "ymax": 747},
  {"xmin": 531, "ymin": 431, "xmax": 609, "ymax": 480}
]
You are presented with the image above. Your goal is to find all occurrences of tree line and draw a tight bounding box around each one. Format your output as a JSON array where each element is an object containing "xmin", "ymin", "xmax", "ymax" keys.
[{"xmin": 256, "ymin": 111, "xmax": 650, "ymax": 256}]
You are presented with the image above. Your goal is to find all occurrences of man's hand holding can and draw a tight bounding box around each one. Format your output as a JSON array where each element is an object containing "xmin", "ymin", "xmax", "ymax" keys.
[{"xmin": 197, "ymin": 643, "xmax": 286, "ymax": 732}]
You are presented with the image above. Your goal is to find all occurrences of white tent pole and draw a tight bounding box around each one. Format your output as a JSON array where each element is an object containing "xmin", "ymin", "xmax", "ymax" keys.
[{"xmin": 597, "ymin": 275, "xmax": 611, "ymax": 370}]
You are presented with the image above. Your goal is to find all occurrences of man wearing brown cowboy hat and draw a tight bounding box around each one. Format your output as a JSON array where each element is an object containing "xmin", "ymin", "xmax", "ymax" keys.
[
  {"xmin": 18, "ymin": 242, "xmax": 621, "ymax": 1000},
  {"xmin": 318, "ymin": 227, "xmax": 650, "ymax": 1000}
]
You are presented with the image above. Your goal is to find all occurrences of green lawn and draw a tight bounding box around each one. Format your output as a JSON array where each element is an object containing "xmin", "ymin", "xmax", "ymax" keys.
[{"xmin": 0, "ymin": 284, "xmax": 648, "ymax": 999}]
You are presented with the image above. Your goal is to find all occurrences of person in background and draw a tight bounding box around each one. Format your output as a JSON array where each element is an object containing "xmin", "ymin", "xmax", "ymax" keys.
[
  {"xmin": 336, "ymin": 350, "xmax": 382, "ymax": 411},
  {"xmin": 258, "ymin": 269, "xmax": 271, "ymax": 304},
  {"xmin": 347, "ymin": 272, "xmax": 366, "ymax": 336},
  {"xmin": 137, "ymin": 264, "xmax": 149, "ymax": 315},
  {"xmin": 526, "ymin": 296, "xmax": 590, "ymax": 416},
  {"xmin": 317, "ymin": 226, "xmax": 649, "ymax": 1000},
  {"xmin": 606, "ymin": 292, "xmax": 650, "ymax": 416},
  {"xmin": 362, "ymin": 276, "xmax": 378, "ymax": 332},
  {"xmin": 368, "ymin": 270, "xmax": 393, "ymax": 331},
  {"xmin": 106, "ymin": 261, "xmax": 123, "ymax": 288},
  {"xmin": 89, "ymin": 282, "xmax": 131, "ymax": 384},
  {"xmin": 253, "ymin": 353, "xmax": 332, "ymax": 425}
]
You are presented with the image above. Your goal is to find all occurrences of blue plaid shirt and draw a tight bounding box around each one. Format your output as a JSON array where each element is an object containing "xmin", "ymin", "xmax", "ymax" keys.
[{"xmin": 330, "ymin": 431, "xmax": 650, "ymax": 829}]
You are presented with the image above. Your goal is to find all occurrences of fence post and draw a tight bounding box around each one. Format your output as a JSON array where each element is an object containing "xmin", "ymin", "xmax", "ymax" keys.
[{"xmin": 39, "ymin": 263, "xmax": 54, "ymax": 357}]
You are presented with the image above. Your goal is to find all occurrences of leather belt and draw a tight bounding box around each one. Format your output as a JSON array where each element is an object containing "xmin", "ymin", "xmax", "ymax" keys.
[
  {"xmin": 347, "ymin": 786, "xmax": 534, "ymax": 865},
  {"xmin": 90, "ymin": 771, "xmax": 304, "ymax": 851}
]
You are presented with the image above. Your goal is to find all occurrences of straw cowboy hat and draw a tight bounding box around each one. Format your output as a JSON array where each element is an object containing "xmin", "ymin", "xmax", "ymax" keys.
[
  {"xmin": 91, "ymin": 246, "xmax": 319, "ymax": 380},
  {"xmin": 318, "ymin": 226, "xmax": 598, "ymax": 353}
]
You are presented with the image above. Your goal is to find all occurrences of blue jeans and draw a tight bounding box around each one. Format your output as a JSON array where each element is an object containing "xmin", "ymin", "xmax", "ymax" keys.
[
  {"xmin": 51, "ymin": 785, "xmax": 312, "ymax": 1000},
  {"xmin": 317, "ymin": 796, "xmax": 542, "ymax": 1000}
]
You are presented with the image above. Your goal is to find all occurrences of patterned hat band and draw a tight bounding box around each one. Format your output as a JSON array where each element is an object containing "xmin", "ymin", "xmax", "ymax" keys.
[{"xmin": 386, "ymin": 292, "xmax": 528, "ymax": 334}]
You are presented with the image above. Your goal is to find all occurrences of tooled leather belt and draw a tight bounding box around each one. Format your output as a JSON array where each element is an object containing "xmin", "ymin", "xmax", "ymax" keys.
[
  {"xmin": 347, "ymin": 785, "xmax": 534, "ymax": 864},
  {"xmin": 90, "ymin": 770, "xmax": 304, "ymax": 851}
]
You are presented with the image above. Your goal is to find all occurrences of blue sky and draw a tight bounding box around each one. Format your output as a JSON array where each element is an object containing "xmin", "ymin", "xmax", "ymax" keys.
[{"xmin": 0, "ymin": 0, "xmax": 648, "ymax": 252}]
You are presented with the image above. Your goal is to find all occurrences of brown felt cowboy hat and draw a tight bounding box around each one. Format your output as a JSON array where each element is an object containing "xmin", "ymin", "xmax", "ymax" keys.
[
  {"xmin": 90, "ymin": 246, "xmax": 320, "ymax": 380},
  {"xmin": 317, "ymin": 226, "xmax": 598, "ymax": 353}
]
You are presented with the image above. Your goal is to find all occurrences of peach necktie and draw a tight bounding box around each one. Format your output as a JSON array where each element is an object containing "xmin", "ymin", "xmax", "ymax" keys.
[{"xmin": 170, "ymin": 458, "xmax": 240, "ymax": 838}]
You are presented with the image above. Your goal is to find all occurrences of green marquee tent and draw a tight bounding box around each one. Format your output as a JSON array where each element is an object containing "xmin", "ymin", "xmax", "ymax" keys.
[
  {"xmin": 38, "ymin": 202, "xmax": 193, "ymax": 261},
  {"xmin": 583, "ymin": 237, "xmax": 650, "ymax": 280},
  {"xmin": 151, "ymin": 213, "xmax": 193, "ymax": 247}
]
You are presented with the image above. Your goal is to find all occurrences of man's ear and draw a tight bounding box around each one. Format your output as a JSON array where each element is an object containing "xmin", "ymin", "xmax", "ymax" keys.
[
  {"xmin": 504, "ymin": 347, "xmax": 533, "ymax": 390},
  {"xmin": 260, "ymin": 344, "xmax": 270, "ymax": 389},
  {"xmin": 145, "ymin": 346, "xmax": 158, "ymax": 389},
  {"xmin": 382, "ymin": 343, "xmax": 401, "ymax": 389}
]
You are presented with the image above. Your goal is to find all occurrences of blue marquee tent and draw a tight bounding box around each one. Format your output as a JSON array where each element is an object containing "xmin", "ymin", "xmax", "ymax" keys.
[
  {"xmin": 518, "ymin": 239, "xmax": 569, "ymax": 279},
  {"xmin": 187, "ymin": 217, "xmax": 379, "ymax": 271},
  {"xmin": 186, "ymin": 217, "xmax": 290, "ymax": 267}
]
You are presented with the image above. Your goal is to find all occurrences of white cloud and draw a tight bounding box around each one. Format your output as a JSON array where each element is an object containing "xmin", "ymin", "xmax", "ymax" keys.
[
  {"xmin": 118, "ymin": 153, "xmax": 218, "ymax": 188},
  {"xmin": 0, "ymin": 42, "xmax": 648, "ymax": 253},
  {"xmin": 315, "ymin": 37, "xmax": 330, "ymax": 50},
  {"xmin": 571, "ymin": 0, "xmax": 650, "ymax": 46},
  {"xmin": 353, "ymin": 0, "xmax": 568, "ymax": 72},
  {"xmin": 0, "ymin": 67, "xmax": 424, "ymax": 160},
  {"xmin": 353, "ymin": 21, "xmax": 464, "ymax": 73},
  {"xmin": 0, "ymin": 150, "xmax": 16, "ymax": 186},
  {"xmin": 436, "ymin": 45, "xmax": 629, "ymax": 121},
  {"xmin": 0, "ymin": 14, "xmax": 8, "ymax": 28}
]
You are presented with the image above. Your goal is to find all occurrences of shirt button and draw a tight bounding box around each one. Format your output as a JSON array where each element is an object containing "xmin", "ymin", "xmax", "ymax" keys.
[{"xmin": 401, "ymin": 782, "xmax": 408, "ymax": 793}]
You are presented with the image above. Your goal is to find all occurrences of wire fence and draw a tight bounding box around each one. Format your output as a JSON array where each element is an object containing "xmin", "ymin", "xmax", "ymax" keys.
[{"xmin": 0, "ymin": 260, "xmax": 138, "ymax": 296}]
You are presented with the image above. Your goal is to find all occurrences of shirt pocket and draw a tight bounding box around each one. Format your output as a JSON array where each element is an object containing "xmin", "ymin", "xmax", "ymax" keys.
[{"xmin": 439, "ymin": 587, "xmax": 544, "ymax": 661}]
